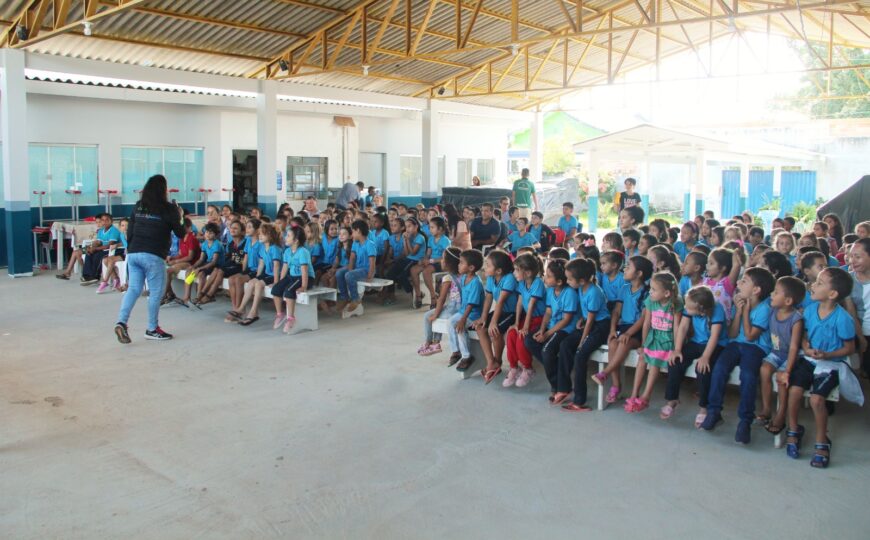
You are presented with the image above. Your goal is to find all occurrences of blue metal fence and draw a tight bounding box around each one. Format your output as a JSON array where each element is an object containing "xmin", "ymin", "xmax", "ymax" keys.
[
  {"xmin": 781, "ymin": 171, "xmax": 817, "ymax": 216},
  {"xmin": 721, "ymin": 169, "xmax": 816, "ymax": 217},
  {"xmin": 721, "ymin": 170, "xmax": 741, "ymax": 217}
]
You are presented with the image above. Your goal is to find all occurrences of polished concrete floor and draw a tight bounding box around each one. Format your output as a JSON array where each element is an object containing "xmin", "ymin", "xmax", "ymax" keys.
[{"xmin": 2, "ymin": 273, "xmax": 869, "ymax": 539}]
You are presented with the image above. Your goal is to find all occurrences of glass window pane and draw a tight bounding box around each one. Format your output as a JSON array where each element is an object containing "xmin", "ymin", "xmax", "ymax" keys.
[
  {"xmin": 184, "ymin": 149, "xmax": 204, "ymax": 203},
  {"xmin": 164, "ymin": 148, "xmax": 187, "ymax": 201},
  {"xmin": 29, "ymin": 145, "xmax": 51, "ymax": 206},
  {"xmin": 477, "ymin": 159, "xmax": 494, "ymax": 184},
  {"xmin": 121, "ymin": 147, "xmax": 148, "ymax": 205},
  {"xmin": 75, "ymin": 146, "xmax": 99, "ymax": 206}
]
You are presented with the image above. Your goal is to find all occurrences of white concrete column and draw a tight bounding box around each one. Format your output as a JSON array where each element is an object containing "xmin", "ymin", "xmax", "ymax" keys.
[
  {"xmin": 640, "ymin": 156, "xmax": 651, "ymax": 223},
  {"xmin": 587, "ymin": 150, "xmax": 600, "ymax": 232},
  {"xmin": 773, "ymin": 164, "xmax": 782, "ymax": 197},
  {"xmin": 739, "ymin": 160, "xmax": 750, "ymax": 214},
  {"xmin": 256, "ymin": 79, "xmax": 279, "ymax": 215},
  {"xmin": 693, "ymin": 151, "xmax": 707, "ymax": 217},
  {"xmin": 1, "ymin": 48, "xmax": 34, "ymax": 276},
  {"xmin": 529, "ymin": 110, "xmax": 544, "ymax": 183},
  {"xmin": 422, "ymin": 99, "xmax": 440, "ymax": 203}
]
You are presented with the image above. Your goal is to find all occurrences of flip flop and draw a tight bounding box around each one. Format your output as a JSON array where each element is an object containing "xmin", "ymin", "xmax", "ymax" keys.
[
  {"xmin": 238, "ymin": 316, "xmax": 259, "ymax": 326},
  {"xmin": 764, "ymin": 422, "xmax": 785, "ymax": 435},
  {"xmin": 694, "ymin": 413, "xmax": 707, "ymax": 429},
  {"xmin": 552, "ymin": 392, "xmax": 572, "ymax": 406},
  {"xmin": 483, "ymin": 366, "xmax": 502, "ymax": 385},
  {"xmin": 660, "ymin": 404, "xmax": 676, "ymax": 420},
  {"xmin": 561, "ymin": 403, "xmax": 592, "ymax": 412}
]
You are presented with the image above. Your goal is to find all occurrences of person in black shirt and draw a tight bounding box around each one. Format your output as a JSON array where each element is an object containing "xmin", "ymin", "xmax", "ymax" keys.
[
  {"xmin": 469, "ymin": 203, "xmax": 501, "ymax": 251},
  {"xmin": 115, "ymin": 174, "xmax": 186, "ymax": 343},
  {"xmin": 615, "ymin": 177, "xmax": 642, "ymax": 213}
]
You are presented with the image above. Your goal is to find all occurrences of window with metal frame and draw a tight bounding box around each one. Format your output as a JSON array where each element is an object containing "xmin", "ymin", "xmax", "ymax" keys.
[
  {"xmin": 29, "ymin": 144, "xmax": 99, "ymax": 207},
  {"xmin": 121, "ymin": 146, "xmax": 203, "ymax": 204}
]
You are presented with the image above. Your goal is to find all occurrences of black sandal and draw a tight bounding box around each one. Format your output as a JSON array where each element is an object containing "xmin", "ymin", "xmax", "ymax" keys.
[
  {"xmin": 456, "ymin": 355, "xmax": 475, "ymax": 372},
  {"xmin": 764, "ymin": 422, "xmax": 785, "ymax": 435},
  {"xmin": 238, "ymin": 316, "xmax": 259, "ymax": 326},
  {"xmin": 447, "ymin": 352, "xmax": 461, "ymax": 367}
]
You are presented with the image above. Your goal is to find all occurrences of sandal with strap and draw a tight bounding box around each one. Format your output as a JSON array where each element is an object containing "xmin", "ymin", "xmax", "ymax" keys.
[
  {"xmin": 786, "ymin": 425, "xmax": 805, "ymax": 459},
  {"xmin": 633, "ymin": 398, "xmax": 650, "ymax": 413},
  {"xmin": 810, "ymin": 439, "xmax": 832, "ymax": 469},
  {"xmin": 606, "ymin": 386, "xmax": 620, "ymax": 403},
  {"xmin": 552, "ymin": 392, "xmax": 571, "ymax": 406},
  {"xmin": 764, "ymin": 422, "xmax": 786, "ymax": 435},
  {"xmin": 561, "ymin": 402, "xmax": 592, "ymax": 412},
  {"xmin": 660, "ymin": 403, "xmax": 676, "ymax": 420},
  {"xmin": 482, "ymin": 366, "xmax": 502, "ymax": 385}
]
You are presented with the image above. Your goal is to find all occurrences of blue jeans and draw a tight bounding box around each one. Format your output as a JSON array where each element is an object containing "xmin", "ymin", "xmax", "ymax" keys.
[
  {"xmin": 336, "ymin": 267, "xmax": 368, "ymax": 301},
  {"xmin": 118, "ymin": 252, "xmax": 166, "ymax": 332},
  {"xmin": 706, "ymin": 342, "xmax": 765, "ymax": 422}
]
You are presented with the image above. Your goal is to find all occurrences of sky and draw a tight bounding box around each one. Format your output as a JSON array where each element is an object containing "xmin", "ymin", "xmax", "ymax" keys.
[{"xmin": 552, "ymin": 32, "xmax": 811, "ymax": 131}]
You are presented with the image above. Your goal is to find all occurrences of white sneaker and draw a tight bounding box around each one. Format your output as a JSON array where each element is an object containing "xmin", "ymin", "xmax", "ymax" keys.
[
  {"xmin": 502, "ymin": 368, "xmax": 518, "ymax": 388},
  {"xmin": 515, "ymin": 368, "xmax": 536, "ymax": 388}
]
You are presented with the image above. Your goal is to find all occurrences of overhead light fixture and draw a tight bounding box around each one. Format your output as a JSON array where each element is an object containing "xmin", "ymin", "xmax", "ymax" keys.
[
  {"xmin": 83, "ymin": 21, "xmax": 93, "ymax": 36},
  {"xmin": 16, "ymin": 25, "xmax": 28, "ymax": 41},
  {"xmin": 362, "ymin": 64, "xmax": 370, "ymax": 76},
  {"xmin": 437, "ymin": 86, "xmax": 445, "ymax": 96},
  {"xmin": 510, "ymin": 44, "xmax": 519, "ymax": 56},
  {"xmin": 278, "ymin": 58, "xmax": 289, "ymax": 72}
]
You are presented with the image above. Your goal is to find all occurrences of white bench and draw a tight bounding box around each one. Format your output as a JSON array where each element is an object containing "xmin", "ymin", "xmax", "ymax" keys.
[
  {"xmin": 357, "ymin": 277, "xmax": 393, "ymax": 297},
  {"xmin": 432, "ymin": 318, "xmax": 484, "ymax": 380},
  {"xmin": 589, "ymin": 346, "xmax": 844, "ymax": 448},
  {"xmin": 174, "ymin": 270, "xmax": 336, "ymax": 334}
]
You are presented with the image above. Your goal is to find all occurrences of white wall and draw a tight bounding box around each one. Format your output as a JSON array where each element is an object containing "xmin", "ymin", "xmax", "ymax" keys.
[{"xmin": 3, "ymin": 83, "xmax": 519, "ymax": 205}]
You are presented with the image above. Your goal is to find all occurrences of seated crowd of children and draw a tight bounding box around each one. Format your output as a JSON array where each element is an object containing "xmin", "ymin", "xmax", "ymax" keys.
[{"xmin": 58, "ymin": 198, "xmax": 870, "ymax": 467}]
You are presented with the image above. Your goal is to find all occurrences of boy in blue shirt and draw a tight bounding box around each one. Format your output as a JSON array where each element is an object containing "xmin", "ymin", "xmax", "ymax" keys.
[
  {"xmin": 557, "ymin": 202, "xmax": 578, "ymax": 247},
  {"xmin": 598, "ymin": 250, "xmax": 625, "ymax": 312},
  {"xmin": 701, "ymin": 267, "xmax": 776, "ymax": 445},
  {"xmin": 336, "ymin": 220, "xmax": 377, "ymax": 319},
  {"xmin": 449, "ymin": 249, "xmax": 485, "ymax": 372},
  {"xmin": 784, "ymin": 267, "xmax": 858, "ymax": 467},
  {"xmin": 622, "ymin": 229, "xmax": 640, "ymax": 259},
  {"xmin": 506, "ymin": 217, "xmax": 540, "ymax": 255}
]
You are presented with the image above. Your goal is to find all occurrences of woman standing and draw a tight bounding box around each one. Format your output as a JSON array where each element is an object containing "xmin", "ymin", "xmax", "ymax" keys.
[{"xmin": 115, "ymin": 175, "xmax": 186, "ymax": 343}]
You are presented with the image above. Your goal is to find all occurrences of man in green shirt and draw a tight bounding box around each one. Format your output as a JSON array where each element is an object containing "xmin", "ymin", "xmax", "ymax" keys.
[{"xmin": 512, "ymin": 168, "xmax": 538, "ymax": 219}]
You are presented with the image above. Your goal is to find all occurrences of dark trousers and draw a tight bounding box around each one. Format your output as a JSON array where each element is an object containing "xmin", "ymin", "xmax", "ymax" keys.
[
  {"xmin": 83, "ymin": 249, "xmax": 107, "ymax": 280},
  {"xmin": 664, "ymin": 342, "xmax": 723, "ymax": 406},
  {"xmin": 862, "ymin": 335, "xmax": 870, "ymax": 377},
  {"xmin": 386, "ymin": 257, "xmax": 416, "ymax": 293},
  {"xmin": 525, "ymin": 331, "xmax": 570, "ymax": 392},
  {"xmin": 706, "ymin": 342, "xmax": 765, "ymax": 422},
  {"xmin": 558, "ymin": 319, "xmax": 611, "ymax": 406}
]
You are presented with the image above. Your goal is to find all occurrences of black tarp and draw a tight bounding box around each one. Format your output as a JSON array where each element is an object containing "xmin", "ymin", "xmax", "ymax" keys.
[
  {"xmin": 816, "ymin": 175, "xmax": 870, "ymax": 232},
  {"xmin": 440, "ymin": 177, "xmax": 579, "ymax": 217}
]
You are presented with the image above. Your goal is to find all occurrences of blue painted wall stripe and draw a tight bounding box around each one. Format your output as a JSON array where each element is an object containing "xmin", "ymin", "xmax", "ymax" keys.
[{"xmin": 5, "ymin": 209, "xmax": 33, "ymax": 275}]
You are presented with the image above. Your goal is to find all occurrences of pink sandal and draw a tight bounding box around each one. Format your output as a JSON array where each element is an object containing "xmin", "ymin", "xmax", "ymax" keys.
[
  {"xmin": 282, "ymin": 316, "xmax": 296, "ymax": 333},
  {"xmin": 591, "ymin": 372, "xmax": 607, "ymax": 386},
  {"xmin": 273, "ymin": 313, "xmax": 286, "ymax": 330},
  {"xmin": 660, "ymin": 404, "xmax": 675, "ymax": 420},
  {"xmin": 606, "ymin": 386, "xmax": 620, "ymax": 403},
  {"xmin": 633, "ymin": 398, "xmax": 650, "ymax": 413},
  {"xmin": 623, "ymin": 397, "xmax": 638, "ymax": 412}
]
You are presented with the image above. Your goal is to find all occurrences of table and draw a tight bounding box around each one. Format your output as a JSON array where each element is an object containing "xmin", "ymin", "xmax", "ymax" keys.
[{"xmin": 50, "ymin": 216, "xmax": 208, "ymax": 270}]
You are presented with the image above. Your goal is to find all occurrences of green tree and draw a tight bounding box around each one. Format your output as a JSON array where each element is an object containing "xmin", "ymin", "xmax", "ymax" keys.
[
  {"xmin": 787, "ymin": 44, "xmax": 870, "ymax": 119},
  {"xmin": 543, "ymin": 136, "xmax": 574, "ymax": 174}
]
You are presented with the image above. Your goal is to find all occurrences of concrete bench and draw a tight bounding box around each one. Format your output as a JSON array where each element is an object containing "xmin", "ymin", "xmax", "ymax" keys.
[
  {"xmin": 357, "ymin": 277, "xmax": 393, "ymax": 297},
  {"xmin": 175, "ymin": 270, "xmax": 336, "ymax": 334},
  {"xmin": 589, "ymin": 346, "xmax": 844, "ymax": 448},
  {"xmin": 432, "ymin": 318, "xmax": 484, "ymax": 381}
]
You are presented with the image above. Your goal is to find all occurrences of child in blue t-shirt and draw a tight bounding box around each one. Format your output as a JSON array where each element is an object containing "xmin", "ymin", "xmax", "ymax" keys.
[
  {"xmin": 759, "ymin": 276, "xmax": 805, "ymax": 435},
  {"xmin": 594, "ymin": 255, "xmax": 653, "ymax": 404},
  {"xmin": 701, "ymin": 267, "xmax": 777, "ymax": 445},
  {"xmin": 674, "ymin": 221, "xmax": 699, "ymax": 262},
  {"xmin": 526, "ymin": 259, "xmax": 578, "ymax": 398},
  {"xmin": 554, "ymin": 258, "xmax": 610, "ymax": 411},
  {"xmin": 475, "ymin": 250, "xmax": 518, "ymax": 382},
  {"xmin": 504, "ymin": 253, "xmax": 546, "ymax": 387},
  {"xmin": 784, "ymin": 267, "xmax": 859, "ymax": 467},
  {"xmin": 336, "ymin": 220, "xmax": 377, "ymax": 319},
  {"xmin": 236, "ymin": 224, "xmax": 281, "ymax": 326},
  {"xmin": 665, "ymin": 285, "xmax": 727, "ymax": 425},
  {"xmin": 413, "ymin": 216, "xmax": 451, "ymax": 309},
  {"xmin": 447, "ymin": 249, "xmax": 485, "ymax": 372},
  {"xmin": 184, "ymin": 222, "xmax": 224, "ymax": 307},
  {"xmin": 272, "ymin": 226, "xmax": 314, "ymax": 334},
  {"xmin": 557, "ymin": 202, "xmax": 578, "ymax": 246},
  {"xmin": 598, "ymin": 250, "xmax": 626, "ymax": 311},
  {"xmin": 506, "ymin": 217, "xmax": 540, "ymax": 255},
  {"xmin": 385, "ymin": 217, "xmax": 426, "ymax": 306}
]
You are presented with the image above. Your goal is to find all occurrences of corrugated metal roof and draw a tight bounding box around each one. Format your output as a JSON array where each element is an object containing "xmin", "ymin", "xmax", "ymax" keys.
[{"xmin": 2, "ymin": 0, "xmax": 868, "ymax": 109}]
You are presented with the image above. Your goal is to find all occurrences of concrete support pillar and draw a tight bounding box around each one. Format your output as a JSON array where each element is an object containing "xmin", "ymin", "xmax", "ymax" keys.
[
  {"xmin": 739, "ymin": 160, "xmax": 750, "ymax": 215},
  {"xmin": 421, "ymin": 99, "xmax": 441, "ymax": 206},
  {"xmin": 1, "ymin": 49, "xmax": 33, "ymax": 276},
  {"xmin": 640, "ymin": 158, "xmax": 651, "ymax": 223},
  {"xmin": 692, "ymin": 151, "xmax": 707, "ymax": 218},
  {"xmin": 773, "ymin": 164, "xmax": 783, "ymax": 218},
  {"xmin": 587, "ymin": 151, "xmax": 599, "ymax": 233},
  {"xmin": 256, "ymin": 80, "xmax": 279, "ymax": 216},
  {"xmin": 529, "ymin": 110, "xmax": 544, "ymax": 184}
]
